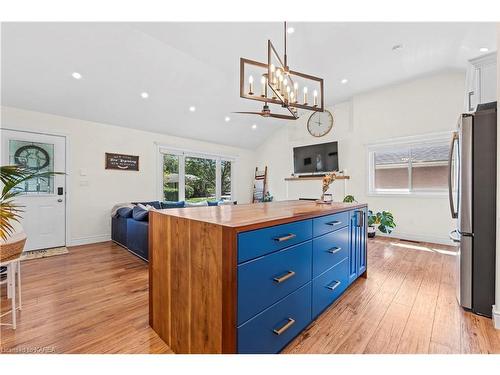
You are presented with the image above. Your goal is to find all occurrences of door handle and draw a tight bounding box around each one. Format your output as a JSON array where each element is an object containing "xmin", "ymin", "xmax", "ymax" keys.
[
  {"xmin": 273, "ymin": 318, "xmax": 295, "ymax": 335},
  {"xmin": 326, "ymin": 280, "xmax": 341, "ymax": 291},
  {"xmin": 448, "ymin": 132, "xmax": 458, "ymax": 219},
  {"xmin": 273, "ymin": 270, "xmax": 296, "ymax": 283},
  {"xmin": 327, "ymin": 247, "xmax": 342, "ymax": 254},
  {"xmin": 326, "ymin": 220, "xmax": 341, "ymax": 226},
  {"xmin": 274, "ymin": 233, "xmax": 296, "ymax": 242}
]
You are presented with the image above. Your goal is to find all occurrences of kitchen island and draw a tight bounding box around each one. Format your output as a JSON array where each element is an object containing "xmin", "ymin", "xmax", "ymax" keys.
[{"xmin": 149, "ymin": 200, "xmax": 368, "ymax": 354}]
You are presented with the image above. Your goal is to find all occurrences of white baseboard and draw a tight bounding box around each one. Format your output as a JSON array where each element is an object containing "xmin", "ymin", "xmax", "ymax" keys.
[
  {"xmin": 68, "ymin": 234, "xmax": 111, "ymax": 247},
  {"xmin": 376, "ymin": 231, "xmax": 454, "ymax": 246},
  {"xmin": 493, "ymin": 305, "xmax": 500, "ymax": 330}
]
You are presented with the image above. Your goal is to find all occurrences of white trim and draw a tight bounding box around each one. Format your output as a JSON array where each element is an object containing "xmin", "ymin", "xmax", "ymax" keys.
[
  {"xmin": 376, "ymin": 231, "xmax": 455, "ymax": 246},
  {"xmin": 155, "ymin": 142, "xmax": 237, "ymax": 161},
  {"xmin": 365, "ymin": 131, "xmax": 453, "ymax": 150},
  {"xmin": 493, "ymin": 305, "xmax": 500, "ymax": 330},
  {"xmin": 1, "ymin": 127, "xmax": 71, "ymax": 249},
  {"xmin": 68, "ymin": 234, "xmax": 110, "ymax": 247}
]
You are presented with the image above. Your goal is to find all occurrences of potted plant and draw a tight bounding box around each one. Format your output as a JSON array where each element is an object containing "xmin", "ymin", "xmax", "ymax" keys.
[
  {"xmin": 343, "ymin": 195, "xmax": 357, "ymax": 203},
  {"xmin": 367, "ymin": 210, "xmax": 396, "ymax": 238}
]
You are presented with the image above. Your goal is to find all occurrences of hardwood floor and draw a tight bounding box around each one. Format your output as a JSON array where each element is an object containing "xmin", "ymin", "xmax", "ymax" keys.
[
  {"xmin": 284, "ymin": 238, "xmax": 500, "ymax": 354},
  {"xmin": 0, "ymin": 242, "xmax": 172, "ymax": 354},
  {"xmin": 1, "ymin": 238, "xmax": 499, "ymax": 354}
]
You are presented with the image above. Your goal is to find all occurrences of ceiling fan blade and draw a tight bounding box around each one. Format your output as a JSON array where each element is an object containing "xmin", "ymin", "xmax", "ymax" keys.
[
  {"xmin": 268, "ymin": 113, "xmax": 298, "ymax": 120},
  {"xmin": 233, "ymin": 111, "xmax": 264, "ymax": 116}
]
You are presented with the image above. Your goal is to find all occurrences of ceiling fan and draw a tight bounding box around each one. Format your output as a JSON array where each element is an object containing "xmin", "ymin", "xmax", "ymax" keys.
[{"xmin": 233, "ymin": 104, "xmax": 298, "ymax": 120}]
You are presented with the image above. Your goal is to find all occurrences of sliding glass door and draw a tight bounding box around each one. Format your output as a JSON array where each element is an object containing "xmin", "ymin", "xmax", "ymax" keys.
[{"xmin": 160, "ymin": 148, "xmax": 235, "ymax": 202}]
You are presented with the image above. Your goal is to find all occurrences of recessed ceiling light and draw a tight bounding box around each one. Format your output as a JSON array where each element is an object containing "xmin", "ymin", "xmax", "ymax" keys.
[
  {"xmin": 189, "ymin": 106, "xmax": 196, "ymax": 112},
  {"xmin": 287, "ymin": 27, "xmax": 295, "ymax": 34},
  {"xmin": 480, "ymin": 47, "xmax": 489, "ymax": 52},
  {"xmin": 341, "ymin": 78, "xmax": 348, "ymax": 84},
  {"xmin": 224, "ymin": 116, "xmax": 231, "ymax": 122},
  {"xmin": 140, "ymin": 92, "xmax": 149, "ymax": 99},
  {"xmin": 392, "ymin": 44, "xmax": 404, "ymax": 52},
  {"xmin": 251, "ymin": 124, "xmax": 257, "ymax": 130},
  {"xmin": 72, "ymin": 72, "xmax": 82, "ymax": 80}
]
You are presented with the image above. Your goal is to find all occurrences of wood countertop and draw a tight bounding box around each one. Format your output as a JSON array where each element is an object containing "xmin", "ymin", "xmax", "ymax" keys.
[{"xmin": 153, "ymin": 200, "xmax": 367, "ymax": 232}]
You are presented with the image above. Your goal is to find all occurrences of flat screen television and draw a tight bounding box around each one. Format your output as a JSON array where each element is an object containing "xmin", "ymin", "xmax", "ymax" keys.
[{"xmin": 293, "ymin": 141, "xmax": 339, "ymax": 174}]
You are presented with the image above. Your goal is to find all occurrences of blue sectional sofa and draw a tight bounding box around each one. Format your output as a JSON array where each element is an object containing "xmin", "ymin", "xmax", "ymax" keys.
[{"xmin": 111, "ymin": 200, "xmax": 229, "ymax": 261}]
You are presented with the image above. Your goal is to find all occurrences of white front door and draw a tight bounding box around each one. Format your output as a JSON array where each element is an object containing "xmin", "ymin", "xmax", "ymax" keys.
[{"xmin": 1, "ymin": 129, "xmax": 66, "ymax": 251}]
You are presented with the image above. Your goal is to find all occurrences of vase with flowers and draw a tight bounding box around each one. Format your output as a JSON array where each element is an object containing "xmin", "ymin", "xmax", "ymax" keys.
[{"xmin": 316, "ymin": 172, "xmax": 336, "ymax": 204}]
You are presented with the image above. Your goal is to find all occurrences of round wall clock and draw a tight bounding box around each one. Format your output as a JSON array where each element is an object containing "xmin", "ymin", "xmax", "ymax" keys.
[{"xmin": 307, "ymin": 109, "xmax": 334, "ymax": 137}]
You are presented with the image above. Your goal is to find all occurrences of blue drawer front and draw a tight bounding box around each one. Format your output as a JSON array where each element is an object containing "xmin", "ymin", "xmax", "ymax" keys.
[
  {"xmin": 238, "ymin": 241, "xmax": 312, "ymax": 325},
  {"xmin": 238, "ymin": 219, "xmax": 313, "ymax": 263},
  {"xmin": 312, "ymin": 257, "xmax": 349, "ymax": 318},
  {"xmin": 238, "ymin": 282, "xmax": 312, "ymax": 354},
  {"xmin": 313, "ymin": 211, "xmax": 350, "ymax": 237},
  {"xmin": 312, "ymin": 226, "xmax": 349, "ymax": 277}
]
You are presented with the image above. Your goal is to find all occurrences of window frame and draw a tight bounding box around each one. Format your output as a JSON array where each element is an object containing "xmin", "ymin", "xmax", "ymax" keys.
[
  {"xmin": 157, "ymin": 145, "xmax": 237, "ymax": 202},
  {"xmin": 366, "ymin": 132, "xmax": 452, "ymax": 197}
]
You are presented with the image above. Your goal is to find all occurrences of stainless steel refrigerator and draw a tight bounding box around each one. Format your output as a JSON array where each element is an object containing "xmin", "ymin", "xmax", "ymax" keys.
[{"xmin": 448, "ymin": 102, "xmax": 496, "ymax": 317}]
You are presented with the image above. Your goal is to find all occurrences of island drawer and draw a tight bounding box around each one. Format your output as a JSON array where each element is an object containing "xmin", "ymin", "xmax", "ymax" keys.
[
  {"xmin": 312, "ymin": 257, "xmax": 349, "ymax": 318},
  {"xmin": 237, "ymin": 282, "xmax": 312, "ymax": 354},
  {"xmin": 313, "ymin": 211, "xmax": 350, "ymax": 237},
  {"xmin": 238, "ymin": 219, "xmax": 312, "ymax": 263},
  {"xmin": 238, "ymin": 241, "xmax": 312, "ymax": 325},
  {"xmin": 312, "ymin": 226, "xmax": 349, "ymax": 277}
]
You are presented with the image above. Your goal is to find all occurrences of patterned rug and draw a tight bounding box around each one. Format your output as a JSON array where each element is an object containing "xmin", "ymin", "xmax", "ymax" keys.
[{"xmin": 21, "ymin": 246, "xmax": 69, "ymax": 261}]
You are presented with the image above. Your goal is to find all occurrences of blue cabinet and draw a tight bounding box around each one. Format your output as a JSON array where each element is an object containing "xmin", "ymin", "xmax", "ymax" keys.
[
  {"xmin": 237, "ymin": 282, "xmax": 312, "ymax": 354},
  {"xmin": 312, "ymin": 227, "xmax": 349, "ymax": 277},
  {"xmin": 349, "ymin": 208, "xmax": 367, "ymax": 284},
  {"xmin": 236, "ymin": 206, "xmax": 367, "ymax": 353},
  {"xmin": 238, "ymin": 241, "xmax": 312, "ymax": 325},
  {"xmin": 312, "ymin": 257, "xmax": 349, "ymax": 318}
]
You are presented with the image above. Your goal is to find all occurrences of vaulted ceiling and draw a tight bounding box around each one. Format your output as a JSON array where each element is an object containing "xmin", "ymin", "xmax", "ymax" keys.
[{"xmin": 1, "ymin": 22, "xmax": 496, "ymax": 149}]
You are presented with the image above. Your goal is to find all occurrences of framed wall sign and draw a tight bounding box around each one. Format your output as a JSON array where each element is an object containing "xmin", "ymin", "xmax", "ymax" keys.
[{"xmin": 105, "ymin": 153, "xmax": 139, "ymax": 171}]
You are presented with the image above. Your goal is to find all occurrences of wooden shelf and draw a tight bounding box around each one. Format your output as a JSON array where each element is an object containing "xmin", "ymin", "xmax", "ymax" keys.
[{"xmin": 284, "ymin": 176, "xmax": 350, "ymax": 181}]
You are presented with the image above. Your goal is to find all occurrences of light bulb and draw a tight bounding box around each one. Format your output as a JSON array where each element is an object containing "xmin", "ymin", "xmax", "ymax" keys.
[
  {"xmin": 303, "ymin": 87, "xmax": 308, "ymax": 93},
  {"xmin": 313, "ymin": 90, "xmax": 318, "ymax": 106},
  {"xmin": 248, "ymin": 75, "xmax": 254, "ymax": 95},
  {"xmin": 294, "ymin": 82, "xmax": 298, "ymax": 89}
]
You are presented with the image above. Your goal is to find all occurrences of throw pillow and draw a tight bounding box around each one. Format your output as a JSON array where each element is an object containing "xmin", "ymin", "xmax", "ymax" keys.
[
  {"xmin": 132, "ymin": 205, "xmax": 149, "ymax": 221},
  {"xmin": 161, "ymin": 201, "xmax": 185, "ymax": 209},
  {"xmin": 116, "ymin": 207, "xmax": 133, "ymax": 218}
]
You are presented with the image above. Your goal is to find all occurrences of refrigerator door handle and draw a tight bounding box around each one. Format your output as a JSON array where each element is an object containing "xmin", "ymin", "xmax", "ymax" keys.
[
  {"xmin": 448, "ymin": 132, "xmax": 458, "ymax": 219},
  {"xmin": 449, "ymin": 229, "xmax": 461, "ymax": 243}
]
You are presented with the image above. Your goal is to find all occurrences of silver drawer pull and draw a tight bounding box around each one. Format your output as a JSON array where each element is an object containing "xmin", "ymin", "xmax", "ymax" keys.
[
  {"xmin": 273, "ymin": 318, "xmax": 296, "ymax": 335},
  {"xmin": 326, "ymin": 280, "xmax": 341, "ymax": 291},
  {"xmin": 326, "ymin": 220, "xmax": 341, "ymax": 226},
  {"xmin": 274, "ymin": 233, "xmax": 296, "ymax": 242},
  {"xmin": 273, "ymin": 270, "xmax": 296, "ymax": 283},
  {"xmin": 327, "ymin": 247, "xmax": 342, "ymax": 254}
]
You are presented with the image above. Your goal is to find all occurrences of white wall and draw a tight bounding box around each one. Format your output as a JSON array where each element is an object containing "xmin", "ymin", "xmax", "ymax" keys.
[
  {"xmin": 256, "ymin": 71, "xmax": 465, "ymax": 244},
  {"xmin": 1, "ymin": 106, "xmax": 256, "ymax": 246}
]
